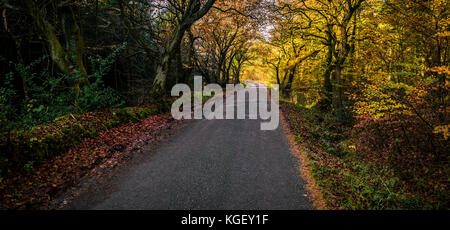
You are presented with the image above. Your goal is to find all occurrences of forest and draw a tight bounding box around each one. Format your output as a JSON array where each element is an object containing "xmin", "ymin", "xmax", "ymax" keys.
[{"xmin": 0, "ymin": 0, "xmax": 448, "ymax": 210}]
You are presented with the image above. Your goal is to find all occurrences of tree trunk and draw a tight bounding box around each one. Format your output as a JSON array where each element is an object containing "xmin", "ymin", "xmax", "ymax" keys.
[
  {"xmin": 332, "ymin": 63, "xmax": 344, "ymax": 119},
  {"xmin": 25, "ymin": 0, "xmax": 88, "ymax": 94},
  {"xmin": 275, "ymin": 67, "xmax": 280, "ymax": 85},
  {"xmin": 323, "ymin": 29, "xmax": 334, "ymax": 100},
  {"xmin": 283, "ymin": 65, "xmax": 297, "ymax": 96},
  {"xmin": 281, "ymin": 71, "xmax": 288, "ymax": 90},
  {"xmin": 332, "ymin": 34, "xmax": 346, "ymax": 120},
  {"xmin": 151, "ymin": 28, "xmax": 184, "ymax": 97}
]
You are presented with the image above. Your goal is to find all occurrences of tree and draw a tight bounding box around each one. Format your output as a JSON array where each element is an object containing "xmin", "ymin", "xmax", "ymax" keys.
[
  {"xmin": 149, "ymin": 0, "xmax": 216, "ymax": 97},
  {"xmin": 192, "ymin": 0, "xmax": 262, "ymax": 85},
  {"xmin": 3, "ymin": 0, "xmax": 90, "ymax": 95}
]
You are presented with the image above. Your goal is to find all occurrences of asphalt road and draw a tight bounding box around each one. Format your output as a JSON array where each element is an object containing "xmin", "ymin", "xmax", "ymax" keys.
[{"xmin": 70, "ymin": 82, "xmax": 313, "ymax": 210}]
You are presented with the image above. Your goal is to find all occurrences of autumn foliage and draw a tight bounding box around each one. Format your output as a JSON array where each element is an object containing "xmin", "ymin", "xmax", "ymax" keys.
[
  {"xmin": 255, "ymin": 0, "xmax": 449, "ymax": 209},
  {"xmin": 0, "ymin": 0, "xmax": 448, "ymax": 210}
]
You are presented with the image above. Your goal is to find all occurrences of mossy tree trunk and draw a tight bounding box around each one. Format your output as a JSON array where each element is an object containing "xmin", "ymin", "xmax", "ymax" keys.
[
  {"xmin": 24, "ymin": 0, "xmax": 89, "ymax": 94},
  {"xmin": 151, "ymin": 0, "xmax": 216, "ymax": 98}
]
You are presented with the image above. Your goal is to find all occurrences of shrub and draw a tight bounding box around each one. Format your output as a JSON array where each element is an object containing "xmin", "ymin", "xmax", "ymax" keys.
[
  {"xmin": 282, "ymin": 100, "xmax": 448, "ymax": 209},
  {"xmin": 352, "ymin": 73, "xmax": 449, "ymax": 209},
  {"xmin": 0, "ymin": 43, "xmax": 126, "ymax": 134}
]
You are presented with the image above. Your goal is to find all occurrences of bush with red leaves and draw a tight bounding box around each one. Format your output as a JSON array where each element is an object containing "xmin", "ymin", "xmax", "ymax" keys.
[{"xmin": 353, "ymin": 80, "xmax": 449, "ymax": 209}]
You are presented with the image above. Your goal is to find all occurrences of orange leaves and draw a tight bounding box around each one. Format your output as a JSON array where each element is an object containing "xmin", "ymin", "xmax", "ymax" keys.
[
  {"xmin": 426, "ymin": 66, "xmax": 450, "ymax": 76},
  {"xmin": 433, "ymin": 124, "xmax": 450, "ymax": 140}
]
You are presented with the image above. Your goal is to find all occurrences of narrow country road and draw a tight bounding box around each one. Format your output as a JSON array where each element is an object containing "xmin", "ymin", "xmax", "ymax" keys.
[{"xmin": 69, "ymin": 82, "xmax": 313, "ymax": 210}]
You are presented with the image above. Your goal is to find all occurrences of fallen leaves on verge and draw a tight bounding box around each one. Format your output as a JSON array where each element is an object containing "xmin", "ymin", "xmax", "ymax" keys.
[{"xmin": 0, "ymin": 112, "xmax": 180, "ymax": 209}]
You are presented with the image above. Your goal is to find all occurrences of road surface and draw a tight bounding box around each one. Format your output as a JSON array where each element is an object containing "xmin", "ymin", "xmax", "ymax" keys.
[{"xmin": 69, "ymin": 82, "xmax": 313, "ymax": 210}]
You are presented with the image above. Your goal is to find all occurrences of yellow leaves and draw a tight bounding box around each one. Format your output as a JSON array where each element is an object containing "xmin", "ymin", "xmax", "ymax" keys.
[
  {"xmin": 353, "ymin": 81, "xmax": 416, "ymax": 119},
  {"xmin": 431, "ymin": 0, "xmax": 450, "ymax": 11},
  {"xmin": 282, "ymin": 50, "xmax": 319, "ymax": 71},
  {"xmin": 433, "ymin": 124, "xmax": 450, "ymax": 140}
]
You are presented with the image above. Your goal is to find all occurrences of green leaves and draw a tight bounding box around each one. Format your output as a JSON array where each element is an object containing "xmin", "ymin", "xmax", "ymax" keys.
[
  {"xmin": 0, "ymin": 43, "xmax": 127, "ymax": 134},
  {"xmin": 32, "ymin": 105, "xmax": 45, "ymax": 113}
]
